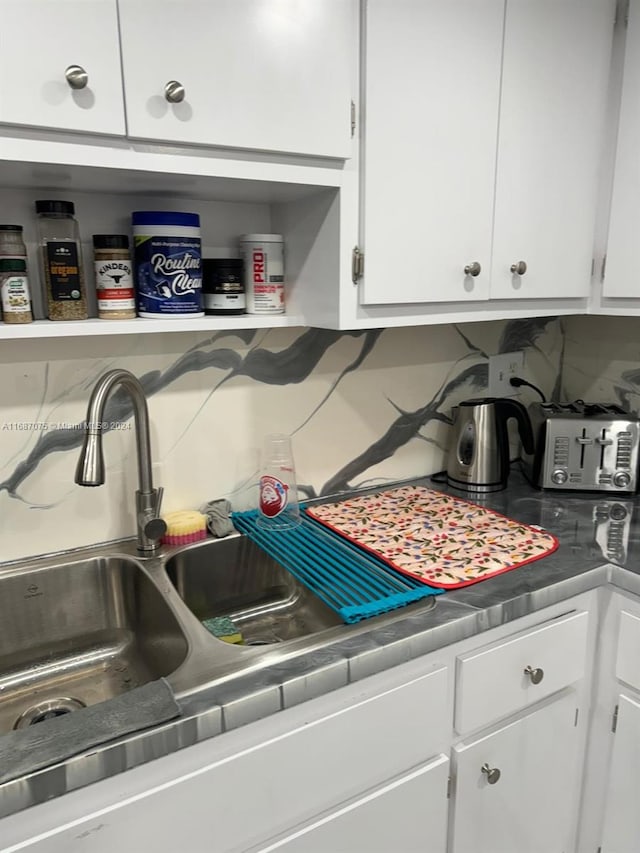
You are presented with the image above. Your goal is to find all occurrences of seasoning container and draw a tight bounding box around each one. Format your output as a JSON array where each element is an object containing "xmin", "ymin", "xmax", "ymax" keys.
[
  {"xmin": 0, "ymin": 258, "xmax": 33, "ymax": 324},
  {"xmin": 0, "ymin": 225, "xmax": 33, "ymax": 324},
  {"xmin": 202, "ymin": 258, "xmax": 245, "ymax": 316},
  {"xmin": 240, "ymin": 233, "xmax": 285, "ymax": 314},
  {"xmin": 93, "ymin": 235, "xmax": 135, "ymax": 320},
  {"xmin": 132, "ymin": 211, "xmax": 203, "ymax": 319},
  {"xmin": 35, "ymin": 200, "xmax": 87, "ymax": 321}
]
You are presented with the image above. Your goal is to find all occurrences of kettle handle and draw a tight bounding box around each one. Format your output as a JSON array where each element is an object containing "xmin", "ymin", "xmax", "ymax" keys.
[{"xmin": 495, "ymin": 399, "xmax": 535, "ymax": 455}]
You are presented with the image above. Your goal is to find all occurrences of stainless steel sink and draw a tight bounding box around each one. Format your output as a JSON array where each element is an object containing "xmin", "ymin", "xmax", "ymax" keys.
[
  {"xmin": 165, "ymin": 534, "xmax": 343, "ymax": 646},
  {"xmin": 0, "ymin": 554, "xmax": 188, "ymax": 735}
]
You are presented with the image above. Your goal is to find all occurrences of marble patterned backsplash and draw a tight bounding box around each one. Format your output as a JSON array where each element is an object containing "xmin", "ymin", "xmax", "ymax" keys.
[
  {"xmin": 0, "ymin": 318, "xmax": 564, "ymax": 562},
  {"xmin": 563, "ymin": 315, "xmax": 640, "ymax": 410}
]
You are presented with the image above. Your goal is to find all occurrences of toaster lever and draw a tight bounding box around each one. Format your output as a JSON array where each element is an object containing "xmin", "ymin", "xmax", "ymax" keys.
[
  {"xmin": 595, "ymin": 437, "xmax": 614, "ymax": 446},
  {"xmin": 575, "ymin": 437, "xmax": 593, "ymax": 445}
]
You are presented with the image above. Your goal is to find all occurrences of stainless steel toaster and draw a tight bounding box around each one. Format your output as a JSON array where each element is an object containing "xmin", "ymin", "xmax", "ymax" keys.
[{"xmin": 522, "ymin": 402, "xmax": 640, "ymax": 492}]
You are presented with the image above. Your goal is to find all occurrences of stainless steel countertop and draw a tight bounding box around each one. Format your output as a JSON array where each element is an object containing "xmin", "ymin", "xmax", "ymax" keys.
[{"xmin": 1, "ymin": 471, "xmax": 638, "ymax": 820}]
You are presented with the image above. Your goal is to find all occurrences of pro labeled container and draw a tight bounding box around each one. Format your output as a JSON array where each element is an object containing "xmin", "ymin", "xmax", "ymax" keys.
[
  {"xmin": 132, "ymin": 211, "xmax": 203, "ymax": 318},
  {"xmin": 240, "ymin": 233, "xmax": 285, "ymax": 314}
]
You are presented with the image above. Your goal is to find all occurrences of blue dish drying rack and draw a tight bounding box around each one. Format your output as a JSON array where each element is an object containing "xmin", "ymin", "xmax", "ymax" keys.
[{"xmin": 232, "ymin": 509, "xmax": 442, "ymax": 624}]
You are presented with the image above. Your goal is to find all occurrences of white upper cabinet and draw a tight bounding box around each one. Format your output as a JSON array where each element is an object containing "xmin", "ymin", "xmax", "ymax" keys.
[
  {"xmin": 117, "ymin": 0, "xmax": 355, "ymax": 158},
  {"xmin": 360, "ymin": 0, "xmax": 504, "ymax": 305},
  {"xmin": 603, "ymin": 0, "xmax": 640, "ymax": 299},
  {"xmin": 360, "ymin": 0, "xmax": 614, "ymax": 308},
  {"xmin": 0, "ymin": 0, "xmax": 126, "ymax": 136},
  {"xmin": 491, "ymin": 0, "xmax": 615, "ymax": 300}
]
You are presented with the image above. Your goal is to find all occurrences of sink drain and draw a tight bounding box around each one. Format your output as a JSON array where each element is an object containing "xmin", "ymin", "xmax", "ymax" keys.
[{"xmin": 13, "ymin": 697, "xmax": 86, "ymax": 730}]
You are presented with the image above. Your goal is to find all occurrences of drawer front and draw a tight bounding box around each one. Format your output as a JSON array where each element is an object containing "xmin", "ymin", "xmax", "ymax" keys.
[
  {"xmin": 615, "ymin": 610, "xmax": 640, "ymax": 690},
  {"xmin": 455, "ymin": 610, "xmax": 589, "ymax": 733}
]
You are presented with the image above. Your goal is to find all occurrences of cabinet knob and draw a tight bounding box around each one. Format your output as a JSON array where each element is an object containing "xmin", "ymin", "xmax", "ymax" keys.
[
  {"xmin": 164, "ymin": 81, "xmax": 186, "ymax": 103},
  {"xmin": 464, "ymin": 261, "xmax": 481, "ymax": 277},
  {"xmin": 65, "ymin": 65, "xmax": 89, "ymax": 90},
  {"xmin": 524, "ymin": 665, "xmax": 544, "ymax": 684},
  {"xmin": 481, "ymin": 763, "xmax": 501, "ymax": 784},
  {"xmin": 510, "ymin": 260, "xmax": 527, "ymax": 275}
]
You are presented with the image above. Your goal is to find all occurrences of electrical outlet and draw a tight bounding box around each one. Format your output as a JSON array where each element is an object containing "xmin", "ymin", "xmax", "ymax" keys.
[{"xmin": 488, "ymin": 351, "xmax": 524, "ymax": 396}]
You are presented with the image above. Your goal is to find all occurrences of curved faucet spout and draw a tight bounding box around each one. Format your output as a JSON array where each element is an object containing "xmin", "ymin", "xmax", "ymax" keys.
[{"xmin": 75, "ymin": 368, "xmax": 166, "ymax": 553}]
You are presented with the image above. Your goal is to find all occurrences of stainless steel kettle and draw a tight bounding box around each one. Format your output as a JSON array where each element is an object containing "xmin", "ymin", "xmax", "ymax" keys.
[{"xmin": 446, "ymin": 397, "xmax": 534, "ymax": 493}]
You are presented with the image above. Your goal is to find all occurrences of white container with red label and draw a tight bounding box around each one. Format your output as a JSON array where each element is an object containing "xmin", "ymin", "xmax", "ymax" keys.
[{"xmin": 240, "ymin": 233, "xmax": 285, "ymax": 314}]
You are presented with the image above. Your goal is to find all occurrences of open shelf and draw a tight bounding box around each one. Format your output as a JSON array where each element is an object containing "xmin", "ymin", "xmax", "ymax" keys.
[{"xmin": 0, "ymin": 313, "xmax": 305, "ymax": 341}]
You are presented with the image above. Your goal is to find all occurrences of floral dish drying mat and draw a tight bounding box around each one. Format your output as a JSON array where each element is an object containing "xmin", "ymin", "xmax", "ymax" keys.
[{"xmin": 304, "ymin": 485, "xmax": 559, "ymax": 589}]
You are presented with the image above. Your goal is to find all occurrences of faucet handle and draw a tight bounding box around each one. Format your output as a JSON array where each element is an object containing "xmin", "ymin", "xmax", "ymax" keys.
[
  {"xmin": 144, "ymin": 514, "xmax": 167, "ymax": 542},
  {"xmin": 136, "ymin": 487, "xmax": 167, "ymax": 552}
]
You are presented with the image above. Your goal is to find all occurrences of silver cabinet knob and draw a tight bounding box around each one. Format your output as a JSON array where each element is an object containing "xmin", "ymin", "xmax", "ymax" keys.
[
  {"xmin": 510, "ymin": 260, "xmax": 527, "ymax": 275},
  {"xmin": 164, "ymin": 81, "xmax": 186, "ymax": 103},
  {"xmin": 65, "ymin": 65, "xmax": 89, "ymax": 90},
  {"xmin": 481, "ymin": 763, "xmax": 501, "ymax": 784},
  {"xmin": 524, "ymin": 665, "xmax": 544, "ymax": 684},
  {"xmin": 464, "ymin": 262, "xmax": 481, "ymax": 277}
]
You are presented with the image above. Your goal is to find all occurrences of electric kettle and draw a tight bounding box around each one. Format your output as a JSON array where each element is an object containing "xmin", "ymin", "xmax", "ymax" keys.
[{"xmin": 446, "ymin": 397, "xmax": 534, "ymax": 493}]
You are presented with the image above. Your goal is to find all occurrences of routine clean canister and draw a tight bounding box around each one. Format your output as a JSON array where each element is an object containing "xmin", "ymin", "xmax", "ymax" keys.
[
  {"xmin": 240, "ymin": 233, "xmax": 285, "ymax": 314},
  {"xmin": 132, "ymin": 211, "xmax": 203, "ymax": 318}
]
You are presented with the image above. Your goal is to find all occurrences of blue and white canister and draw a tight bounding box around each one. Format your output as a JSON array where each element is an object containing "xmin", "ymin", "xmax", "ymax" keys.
[{"xmin": 132, "ymin": 211, "xmax": 203, "ymax": 318}]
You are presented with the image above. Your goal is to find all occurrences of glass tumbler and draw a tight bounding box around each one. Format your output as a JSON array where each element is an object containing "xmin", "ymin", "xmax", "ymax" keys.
[{"xmin": 257, "ymin": 433, "xmax": 301, "ymax": 530}]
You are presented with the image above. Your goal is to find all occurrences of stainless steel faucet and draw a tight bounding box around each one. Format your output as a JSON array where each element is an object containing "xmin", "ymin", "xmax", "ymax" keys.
[{"xmin": 75, "ymin": 368, "xmax": 167, "ymax": 553}]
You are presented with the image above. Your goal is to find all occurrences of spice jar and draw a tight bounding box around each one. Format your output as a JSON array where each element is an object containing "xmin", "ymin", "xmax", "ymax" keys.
[
  {"xmin": 35, "ymin": 200, "xmax": 87, "ymax": 321},
  {"xmin": 0, "ymin": 225, "xmax": 33, "ymax": 324},
  {"xmin": 0, "ymin": 259, "xmax": 33, "ymax": 324},
  {"xmin": 93, "ymin": 235, "xmax": 135, "ymax": 320}
]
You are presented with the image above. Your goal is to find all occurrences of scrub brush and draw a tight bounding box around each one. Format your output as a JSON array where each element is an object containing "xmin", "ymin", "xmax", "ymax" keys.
[
  {"xmin": 161, "ymin": 510, "xmax": 208, "ymax": 546},
  {"xmin": 202, "ymin": 616, "xmax": 243, "ymax": 644}
]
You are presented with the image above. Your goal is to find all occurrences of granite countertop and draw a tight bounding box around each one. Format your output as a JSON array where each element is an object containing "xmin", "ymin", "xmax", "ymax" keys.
[{"xmin": 2, "ymin": 470, "xmax": 639, "ymax": 820}]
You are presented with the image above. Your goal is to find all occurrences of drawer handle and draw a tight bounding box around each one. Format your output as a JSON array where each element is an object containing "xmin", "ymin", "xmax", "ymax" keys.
[
  {"xmin": 524, "ymin": 665, "xmax": 544, "ymax": 684},
  {"xmin": 464, "ymin": 261, "xmax": 481, "ymax": 277},
  {"xmin": 510, "ymin": 260, "xmax": 527, "ymax": 275},
  {"xmin": 481, "ymin": 763, "xmax": 501, "ymax": 785}
]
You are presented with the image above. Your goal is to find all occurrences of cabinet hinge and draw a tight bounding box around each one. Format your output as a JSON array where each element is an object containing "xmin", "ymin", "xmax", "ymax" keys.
[
  {"xmin": 601, "ymin": 254, "xmax": 607, "ymax": 283},
  {"xmin": 351, "ymin": 100, "xmax": 356, "ymax": 137},
  {"xmin": 612, "ymin": 704, "xmax": 619, "ymax": 733},
  {"xmin": 352, "ymin": 246, "xmax": 364, "ymax": 284},
  {"xmin": 574, "ymin": 707, "xmax": 579, "ymax": 727},
  {"xmin": 447, "ymin": 775, "xmax": 452, "ymax": 799}
]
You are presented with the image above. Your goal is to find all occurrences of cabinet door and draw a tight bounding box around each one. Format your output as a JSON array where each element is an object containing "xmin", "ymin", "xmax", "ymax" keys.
[
  {"xmin": 253, "ymin": 755, "xmax": 449, "ymax": 853},
  {"xmin": 490, "ymin": 0, "xmax": 615, "ymax": 300},
  {"xmin": 360, "ymin": 0, "xmax": 504, "ymax": 305},
  {"xmin": 603, "ymin": 0, "xmax": 640, "ymax": 298},
  {"xmin": 601, "ymin": 694, "xmax": 640, "ymax": 853},
  {"xmin": 450, "ymin": 691, "xmax": 581, "ymax": 853},
  {"xmin": 0, "ymin": 0, "xmax": 125, "ymax": 136},
  {"xmin": 118, "ymin": 0, "xmax": 354, "ymax": 158}
]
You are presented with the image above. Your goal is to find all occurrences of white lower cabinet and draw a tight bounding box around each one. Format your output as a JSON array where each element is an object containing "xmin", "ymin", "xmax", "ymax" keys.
[
  {"xmin": 0, "ymin": 595, "xmax": 599, "ymax": 853},
  {"xmin": 450, "ymin": 690, "xmax": 581, "ymax": 853},
  {"xmin": 252, "ymin": 754, "xmax": 449, "ymax": 853},
  {"xmin": 600, "ymin": 693, "xmax": 640, "ymax": 853}
]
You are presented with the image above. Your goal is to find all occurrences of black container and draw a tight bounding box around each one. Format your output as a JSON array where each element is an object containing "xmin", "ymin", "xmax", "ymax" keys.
[{"xmin": 202, "ymin": 258, "xmax": 245, "ymax": 316}]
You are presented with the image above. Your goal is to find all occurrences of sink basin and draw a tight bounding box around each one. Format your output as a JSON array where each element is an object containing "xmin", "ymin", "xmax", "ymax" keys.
[
  {"xmin": 165, "ymin": 535, "xmax": 343, "ymax": 646},
  {"xmin": 0, "ymin": 555, "xmax": 188, "ymax": 735}
]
